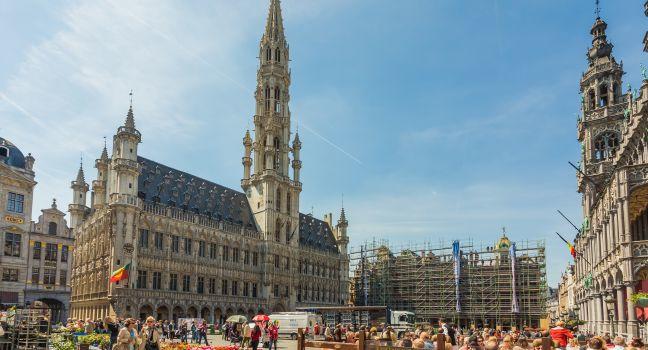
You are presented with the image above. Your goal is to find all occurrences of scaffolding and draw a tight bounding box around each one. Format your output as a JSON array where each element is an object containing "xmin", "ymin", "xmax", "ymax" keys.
[{"xmin": 349, "ymin": 236, "xmax": 547, "ymax": 330}]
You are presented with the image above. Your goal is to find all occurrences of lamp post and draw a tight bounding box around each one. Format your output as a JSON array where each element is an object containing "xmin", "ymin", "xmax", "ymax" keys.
[{"xmin": 604, "ymin": 294, "xmax": 616, "ymax": 337}]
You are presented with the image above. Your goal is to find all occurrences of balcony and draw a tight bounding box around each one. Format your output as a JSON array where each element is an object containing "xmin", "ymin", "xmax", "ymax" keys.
[{"xmin": 109, "ymin": 193, "xmax": 141, "ymax": 207}]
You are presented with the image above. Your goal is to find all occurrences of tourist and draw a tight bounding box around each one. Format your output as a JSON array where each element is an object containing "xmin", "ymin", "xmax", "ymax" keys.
[
  {"xmin": 104, "ymin": 316, "xmax": 119, "ymax": 349},
  {"xmin": 515, "ymin": 336, "xmax": 532, "ymax": 350},
  {"xmin": 168, "ymin": 321, "xmax": 175, "ymax": 340},
  {"xmin": 369, "ymin": 327, "xmax": 379, "ymax": 340},
  {"xmin": 324, "ymin": 325, "xmax": 332, "ymax": 341},
  {"xmin": 268, "ymin": 322, "xmax": 279, "ymax": 350},
  {"xmin": 314, "ymin": 322, "xmax": 321, "ymax": 337},
  {"xmin": 550, "ymin": 321, "xmax": 573, "ymax": 350},
  {"xmin": 333, "ymin": 324, "xmax": 343, "ymax": 342},
  {"xmin": 179, "ymin": 322, "xmax": 188, "ymax": 343},
  {"xmin": 610, "ymin": 337, "xmax": 625, "ymax": 350},
  {"xmin": 398, "ymin": 332, "xmax": 414, "ymax": 347},
  {"xmin": 84, "ymin": 318, "xmax": 96, "ymax": 334},
  {"xmin": 191, "ymin": 322, "xmax": 197, "ymax": 343},
  {"xmin": 242, "ymin": 322, "xmax": 251, "ymax": 348},
  {"xmin": 250, "ymin": 324, "xmax": 262, "ymax": 350},
  {"xmin": 500, "ymin": 336, "xmax": 514, "ymax": 350},
  {"xmin": 420, "ymin": 332, "xmax": 433, "ymax": 349},
  {"xmin": 629, "ymin": 337, "xmax": 644, "ymax": 349},
  {"xmin": 139, "ymin": 316, "xmax": 161, "ymax": 350},
  {"xmin": 197, "ymin": 321, "xmax": 209, "ymax": 345},
  {"xmin": 413, "ymin": 339, "xmax": 427, "ymax": 349},
  {"xmin": 115, "ymin": 319, "xmax": 137, "ymax": 350},
  {"xmin": 380, "ymin": 326, "xmax": 397, "ymax": 342},
  {"xmin": 587, "ymin": 337, "xmax": 604, "ymax": 350},
  {"xmin": 161, "ymin": 320, "xmax": 168, "ymax": 340}
]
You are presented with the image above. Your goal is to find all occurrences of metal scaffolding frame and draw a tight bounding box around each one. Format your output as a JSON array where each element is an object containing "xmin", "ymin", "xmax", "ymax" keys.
[{"xmin": 349, "ymin": 237, "xmax": 547, "ymax": 329}]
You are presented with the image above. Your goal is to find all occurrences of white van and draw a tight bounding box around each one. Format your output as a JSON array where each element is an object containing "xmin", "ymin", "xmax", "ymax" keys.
[{"xmin": 268, "ymin": 312, "xmax": 322, "ymax": 339}]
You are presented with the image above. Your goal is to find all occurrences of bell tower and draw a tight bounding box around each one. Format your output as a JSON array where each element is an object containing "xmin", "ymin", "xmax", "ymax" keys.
[
  {"xmin": 577, "ymin": 9, "xmax": 627, "ymax": 213},
  {"xmin": 242, "ymin": 0, "xmax": 301, "ymax": 308}
]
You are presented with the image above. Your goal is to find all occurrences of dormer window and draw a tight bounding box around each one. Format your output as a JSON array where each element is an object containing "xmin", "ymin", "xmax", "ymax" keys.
[{"xmin": 0, "ymin": 146, "xmax": 8, "ymax": 157}]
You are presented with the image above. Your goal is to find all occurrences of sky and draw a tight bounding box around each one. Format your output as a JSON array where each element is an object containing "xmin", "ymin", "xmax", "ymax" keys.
[{"xmin": 1, "ymin": 0, "xmax": 646, "ymax": 287}]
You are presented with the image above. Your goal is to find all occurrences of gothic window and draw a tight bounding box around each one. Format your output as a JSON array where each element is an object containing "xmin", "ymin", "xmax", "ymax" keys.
[
  {"xmin": 276, "ymin": 188, "xmax": 281, "ymax": 211},
  {"xmin": 287, "ymin": 192, "xmax": 291, "ymax": 213},
  {"xmin": 48, "ymin": 222, "xmax": 57, "ymax": 235},
  {"xmin": 599, "ymin": 84, "xmax": 608, "ymax": 107},
  {"xmin": 613, "ymin": 83, "xmax": 620, "ymax": 104},
  {"xmin": 266, "ymin": 47, "xmax": 271, "ymax": 61},
  {"xmin": 274, "ymin": 86, "xmax": 280, "ymax": 99},
  {"xmin": 182, "ymin": 275, "xmax": 190, "ymax": 292},
  {"xmin": 276, "ymin": 49, "xmax": 281, "ymax": 63},
  {"xmin": 593, "ymin": 132, "xmax": 619, "ymax": 161},
  {"xmin": 275, "ymin": 218, "xmax": 281, "ymax": 242},
  {"xmin": 588, "ymin": 89, "xmax": 595, "ymax": 110},
  {"xmin": 286, "ymin": 221, "xmax": 291, "ymax": 243},
  {"xmin": 273, "ymin": 137, "xmax": 280, "ymax": 170},
  {"xmin": 137, "ymin": 270, "xmax": 147, "ymax": 289}
]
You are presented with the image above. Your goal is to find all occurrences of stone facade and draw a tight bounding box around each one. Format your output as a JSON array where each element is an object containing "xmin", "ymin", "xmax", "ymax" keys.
[
  {"xmin": 0, "ymin": 137, "xmax": 73, "ymax": 322},
  {"xmin": 24, "ymin": 199, "xmax": 73, "ymax": 323},
  {"xmin": 572, "ymin": 7, "xmax": 648, "ymax": 339},
  {"xmin": 69, "ymin": 0, "xmax": 350, "ymax": 323},
  {"xmin": 0, "ymin": 137, "xmax": 36, "ymax": 306}
]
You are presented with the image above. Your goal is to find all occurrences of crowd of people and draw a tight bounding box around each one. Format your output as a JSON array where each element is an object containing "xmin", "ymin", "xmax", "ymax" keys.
[
  {"xmin": 61, "ymin": 317, "xmax": 648, "ymax": 350},
  {"xmin": 306, "ymin": 319, "xmax": 648, "ymax": 350}
]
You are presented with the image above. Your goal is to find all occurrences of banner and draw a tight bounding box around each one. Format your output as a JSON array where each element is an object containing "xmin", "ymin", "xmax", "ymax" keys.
[
  {"xmin": 452, "ymin": 240, "xmax": 461, "ymax": 313},
  {"xmin": 510, "ymin": 243, "xmax": 519, "ymax": 313}
]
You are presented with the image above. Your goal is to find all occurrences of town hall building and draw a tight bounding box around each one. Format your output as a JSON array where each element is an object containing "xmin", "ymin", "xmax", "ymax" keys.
[{"xmin": 69, "ymin": 0, "xmax": 350, "ymax": 322}]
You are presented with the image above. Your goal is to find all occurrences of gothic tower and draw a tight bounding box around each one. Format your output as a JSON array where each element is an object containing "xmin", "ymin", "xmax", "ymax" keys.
[
  {"xmin": 577, "ymin": 13, "xmax": 626, "ymax": 214},
  {"xmin": 242, "ymin": 0, "xmax": 301, "ymax": 308},
  {"xmin": 69, "ymin": 161, "xmax": 89, "ymax": 229},
  {"xmin": 108, "ymin": 102, "xmax": 142, "ymax": 292}
]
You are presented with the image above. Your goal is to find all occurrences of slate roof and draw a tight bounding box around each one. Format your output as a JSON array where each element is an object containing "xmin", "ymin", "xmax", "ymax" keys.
[
  {"xmin": 136, "ymin": 156, "xmax": 339, "ymax": 253},
  {"xmin": 137, "ymin": 156, "xmax": 256, "ymax": 230},
  {"xmin": 299, "ymin": 213, "xmax": 339, "ymax": 254}
]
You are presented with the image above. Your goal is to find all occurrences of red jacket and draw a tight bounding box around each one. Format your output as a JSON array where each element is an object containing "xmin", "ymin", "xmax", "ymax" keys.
[{"xmin": 549, "ymin": 327, "xmax": 573, "ymax": 347}]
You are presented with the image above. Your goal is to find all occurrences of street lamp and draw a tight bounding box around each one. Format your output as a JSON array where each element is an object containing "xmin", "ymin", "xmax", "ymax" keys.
[{"xmin": 604, "ymin": 294, "xmax": 616, "ymax": 337}]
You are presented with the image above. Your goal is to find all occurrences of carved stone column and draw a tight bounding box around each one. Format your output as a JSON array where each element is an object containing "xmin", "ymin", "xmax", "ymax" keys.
[
  {"xmin": 626, "ymin": 283, "xmax": 639, "ymax": 338},
  {"xmin": 615, "ymin": 285, "xmax": 627, "ymax": 335}
]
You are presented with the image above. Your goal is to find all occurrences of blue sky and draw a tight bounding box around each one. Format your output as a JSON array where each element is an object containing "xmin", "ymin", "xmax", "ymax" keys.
[{"xmin": 1, "ymin": 0, "xmax": 646, "ymax": 286}]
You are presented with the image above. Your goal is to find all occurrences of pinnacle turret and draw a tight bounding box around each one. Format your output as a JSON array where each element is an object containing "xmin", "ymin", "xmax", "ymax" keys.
[
  {"xmin": 125, "ymin": 105, "xmax": 135, "ymax": 129},
  {"xmin": 75, "ymin": 161, "xmax": 86, "ymax": 184},
  {"xmin": 338, "ymin": 207, "xmax": 348, "ymax": 226}
]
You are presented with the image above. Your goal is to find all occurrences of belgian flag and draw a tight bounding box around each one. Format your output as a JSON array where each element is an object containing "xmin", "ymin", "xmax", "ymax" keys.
[{"xmin": 109, "ymin": 263, "xmax": 131, "ymax": 283}]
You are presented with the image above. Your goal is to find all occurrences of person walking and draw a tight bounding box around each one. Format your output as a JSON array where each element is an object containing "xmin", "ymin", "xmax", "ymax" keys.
[
  {"xmin": 268, "ymin": 323, "xmax": 279, "ymax": 350},
  {"xmin": 197, "ymin": 321, "xmax": 209, "ymax": 345},
  {"xmin": 139, "ymin": 317, "xmax": 161, "ymax": 350},
  {"xmin": 242, "ymin": 322, "xmax": 251, "ymax": 348},
  {"xmin": 251, "ymin": 324, "xmax": 262, "ymax": 350}
]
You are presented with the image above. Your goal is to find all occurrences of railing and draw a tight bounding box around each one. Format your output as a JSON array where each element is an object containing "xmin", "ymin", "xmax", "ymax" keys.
[
  {"xmin": 582, "ymin": 61, "xmax": 621, "ymax": 81},
  {"xmin": 109, "ymin": 193, "xmax": 141, "ymax": 207}
]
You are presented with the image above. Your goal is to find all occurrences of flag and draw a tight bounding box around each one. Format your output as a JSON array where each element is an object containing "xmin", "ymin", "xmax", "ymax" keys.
[
  {"xmin": 567, "ymin": 242, "xmax": 577, "ymax": 258},
  {"xmin": 556, "ymin": 232, "xmax": 577, "ymax": 260},
  {"xmin": 452, "ymin": 240, "xmax": 461, "ymax": 313},
  {"xmin": 109, "ymin": 263, "xmax": 131, "ymax": 283}
]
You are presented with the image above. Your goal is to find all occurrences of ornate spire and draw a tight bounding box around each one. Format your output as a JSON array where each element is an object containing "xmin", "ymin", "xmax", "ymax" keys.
[
  {"xmin": 76, "ymin": 158, "xmax": 86, "ymax": 184},
  {"xmin": 125, "ymin": 90, "xmax": 135, "ymax": 129},
  {"xmin": 293, "ymin": 132, "xmax": 301, "ymax": 149},
  {"xmin": 100, "ymin": 137, "xmax": 109, "ymax": 161},
  {"xmin": 263, "ymin": 0, "xmax": 285, "ymax": 43}
]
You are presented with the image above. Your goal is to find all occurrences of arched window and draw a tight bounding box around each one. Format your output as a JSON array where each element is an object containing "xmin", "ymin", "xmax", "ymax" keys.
[
  {"xmin": 588, "ymin": 89, "xmax": 595, "ymax": 110},
  {"xmin": 285, "ymin": 221, "xmax": 291, "ymax": 243},
  {"xmin": 276, "ymin": 188, "xmax": 281, "ymax": 211},
  {"xmin": 612, "ymin": 83, "xmax": 620, "ymax": 104},
  {"xmin": 273, "ymin": 137, "xmax": 280, "ymax": 170},
  {"xmin": 594, "ymin": 132, "xmax": 619, "ymax": 160},
  {"xmin": 266, "ymin": 47, "xmax": 271, "ymax": 61},
  {"xmin": 48, "ymin": 222, "xmax": 57, "ymax": 235},
  {"xmin": 286, "ymin": 192, "xmax": 291, "ymax": 213},
  {"xmin": 275, "ymin": 218, "xmax": 281, "ymax": 242},
  {"xmin": 274, "ymin": 86, "xmax": 280, "ymax": 99},
  {"xmin": 599, "ymin": 84, "xmax": 609, "ymax": 107},
  {"xmin": 276, "ymin": 49, "xmax": 281, "ymax": 63}
]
